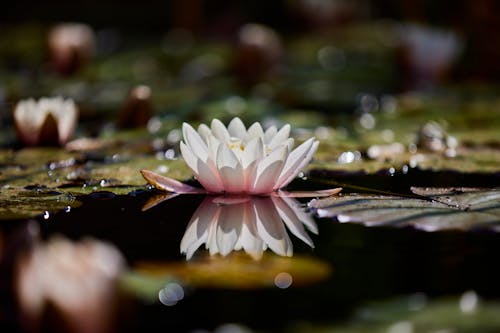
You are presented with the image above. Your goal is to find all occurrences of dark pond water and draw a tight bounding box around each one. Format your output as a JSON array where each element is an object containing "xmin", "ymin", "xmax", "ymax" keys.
[{"xmin": 1, "ymin": 170, "xmax": 500, "ymax": 332}]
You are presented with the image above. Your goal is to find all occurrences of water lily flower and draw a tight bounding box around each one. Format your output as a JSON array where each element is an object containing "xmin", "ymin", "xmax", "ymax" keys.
[
  {"xmin": 14, "ymin": 97, "xmax": 78, "ymax": 146},
  {"xmin": 15, "ymin": 236, "xmax": 124, "ymax": 333},
  {"xmin": 48, "ymin": 23, "xmax": 96, "ymax": 75},
  {"xmin": 180, "ymin": 195, "xmax": 318, "ymax": 260},
  {"xmin": 141, "ymin": 117, "xmax": 340, "ymax": 197}
]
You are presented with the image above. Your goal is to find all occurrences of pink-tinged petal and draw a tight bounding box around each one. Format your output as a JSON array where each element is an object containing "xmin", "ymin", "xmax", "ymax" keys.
[
  {"xmin": 275, "ymin": 138, "xmax": 318, "ymax": 190},
  {"xmin": 181, "ymin": 141, "xmax": 224, "ymax": 192},
  {"xmin": 196, "ymin": 159, "xmax": 225, "ymax": 193},
  {"xmin": 276, "ymin": 188, "xmax": 342, "ymax": 198},
  {"xmin": 254, "ymin": 198, "xmax": 292, "ymax": 256},
  {"xmin": 182, "ymin": 123, "xmax": 209, "ymax": 161},
  {"xmin": 216, "ymin": 144, "xmax": 245, "ymax": 192},
  {"xmin": 264, "ymin": 125, "xmax": 277, "ymax": 144},
  {"xmin": 241, "ymin": 137, "xmax": 264, "ymax": 190},
  {"xmin": 250, "ymin": 146, "xmax": 286, "ymax": 194},
  {"xmin": 181, "ymin": 197, "xmax": 220, "ymax": 259},
  {"xmin": 268, "ymin": 124, "xmax": 290, "ymax": 150},
  {"xmin": 216, "ymin": 201, "xmax": 244, "ymax": 255},
  {"xmin": 245, "ymin": 122, "xmax": 264, "ymax": 142},
  {"xmin": 271, "ymin": 196, "xmax": 314, "ymax": 247},
  {"xmin": 227, "ymin": 117, "xmax": 246, "ymax": 138},
  {"xmin": 211, "ymin": 118, "xmax": 230, "ymax": 142},
  {"xmin": 197, "ymin": 123, "xmax": 211, "ymax": 142},
  {"xmin": 140, "ymin": 170, "xmax": 204, "ymax": 194}
]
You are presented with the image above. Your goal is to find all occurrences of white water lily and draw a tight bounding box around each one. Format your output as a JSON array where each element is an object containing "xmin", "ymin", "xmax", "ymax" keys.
[
  {"xmin": 180, "ymin": 195, "xmax": 318, "ymax": 260},
  {"xmin": 14, "ymin": 97, "xmax": 78, "ymax": 146},
  {"xmin": 142, "ymin": 117, "xmax": 339, "ymax": 197}
]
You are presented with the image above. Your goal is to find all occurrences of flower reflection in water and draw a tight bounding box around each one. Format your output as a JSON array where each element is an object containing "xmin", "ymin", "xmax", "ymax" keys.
[{"xmin": 180, "ymin": 195, "xmax": 318, "ymax": 260}]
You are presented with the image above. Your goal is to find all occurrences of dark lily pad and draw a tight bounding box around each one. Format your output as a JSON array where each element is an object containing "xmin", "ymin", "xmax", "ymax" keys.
[{"xmin": 310, "ymin": 187, "xmax": 500, "ymax": 231}]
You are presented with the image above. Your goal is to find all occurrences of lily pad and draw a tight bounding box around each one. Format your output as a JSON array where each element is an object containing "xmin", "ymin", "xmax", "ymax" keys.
[
  {"xmin": 132, "ymin": 252, "xmax": 331, "ymax": 290},
  {"xmin": 0, "ymin": 146, "xmax": 191, "ymax": 219},
  {"xmin": 290, "ymin": 292, "xmax": 500, "ymax": 333},
  {"xmin": 310, "ymin": 187, "xmax": 500, "ymax": 232}
]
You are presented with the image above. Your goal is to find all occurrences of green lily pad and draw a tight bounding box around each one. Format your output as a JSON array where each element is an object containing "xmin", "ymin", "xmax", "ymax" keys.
[
  {"xmin": 0, "ymin": 146, "xmax": 192, "ymax": 219},
  {"xmin": 310, "ymin": 188, "xmax": 500, "ymax": 231},
  {"xmin": 290, "ymin": 292, "xmax": 500, "ymax": 333},
  {"xmin": 132, "ymin": 252, "xmax": 331, "ymax": 290}
]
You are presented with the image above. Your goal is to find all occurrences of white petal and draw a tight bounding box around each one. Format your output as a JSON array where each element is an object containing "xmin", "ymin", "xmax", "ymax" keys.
[
  {"xmin": 183, "ymin": 123, "xmax": 209, "ymax": 161},
  {"xmin": 216, "ymin": 201, "xmax": 244, "ymax": 256},
  {"xmin": 180, "ymin": 197, "xmax": 220, "ymax": 259},
  {"xmin": 282, "ymin": 196, "xmax": 318, "ymax": 233},
  {"xmin": 197, "ymin": 123, "xmax": 211, "ymax": 142},
  {"xmin": 264, "ymin": 125, "xmax": 277, "ymax": 144},
  {"xmin": 196, "ymin": 159, "xmax": 225, "ymax": 193},
  {"xmin": 181, "ymin": 141, "xmax": 224, "ymax": 192},
  {"xmin": 250, "ymin": 146, "xmax": 286, "ymax": 194},
  {"xmin": 275, "ymin": 138, "xmax": 318, "ymax": 190},
  {"xmin": 13, "ymin": 100, "xmax": 42, "ymax": 145},
  {"xmin": 217, "ymin": 143, "xmax": 245, "ymax": 193},
  {"xmin": 227, "ymin": 117, "xmax": 246, "ymax": 139},
  {"xmin": 254, "ymin": 198, "xmax": 292, "ymax": 256},
  {"xmin": 268, "ymin": 124, "xmax": 290, "ymax": 150},
  {"xmin": 245, "ymin": 122, "xmax": 264, "ymax": 142},
  {"xmin": 180, "ymin": 141, "xmax": 200, "ymax": 174},
  {"xmin": 271, "ymin": 196, "xmax": 315, "ymax": 247},
  {"xmin": 54, "ymin": 98, "xmax": 78, "ymax": 145},
  {"xmin": 211, "ymin": 118, "xmax": 230, "ymax": 142},
  {"xmin": 238, "ymin": 201, "xmax": 264, "ymax": 259},
  {"xmin": 207, "ymin": 134, "xmax": 221, "ymax": 162},
  {"xmin": 242, "ymin": 137, "xmax": 264, "ymax": 169}
]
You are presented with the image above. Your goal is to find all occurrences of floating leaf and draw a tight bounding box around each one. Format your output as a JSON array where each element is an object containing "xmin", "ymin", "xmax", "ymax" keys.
[
  {"xmin": 310, "ymin": 188, "xmax": 500, "ymax": 232},
  {"xmin": 133, "ymin": 252, "xmax": 331, "ymax": 289},
  {"xmin": 290, "ymin": 292, "xmax": 500, "ymax": 333}
]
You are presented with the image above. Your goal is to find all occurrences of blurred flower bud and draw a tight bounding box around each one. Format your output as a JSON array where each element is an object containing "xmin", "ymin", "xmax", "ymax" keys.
[
  {"xmin": 15, "ymin": 236, "xmax": 125, "ymax": 333},
  {"xmin": 233, "ymin": 23, "xmax": 283, "ymax": 86},
  {"xmin": 117, "ymin": 85, "xmax": 153, "ymax": 128},
  {"xmin": 48, "ymin": 23, "xmax": 96, "ymax": 75},
  {"xmin": 397, "ymin": 24, "xmax": 463, "ymax": 89},
  {"xmin": 13, "ymin": 97, "xmax": 78, "ymax": 147},
  {"xmin": 291, "ymin": 0, "xmax": 363, "ymax": 30}
]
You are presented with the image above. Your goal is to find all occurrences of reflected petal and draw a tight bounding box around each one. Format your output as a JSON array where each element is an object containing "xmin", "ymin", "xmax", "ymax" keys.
[
  {"xmin": 216, "ymin": 201, "xmax": 244, "ymax": 256},
  {"xmin": 254, "ymin": 197, "xmax": 292, "ymax": 257},
  {"xmin": 180, "ymin": 197, "xmax": 220, "ymax": 259},
  {"xmin": 179, "ymin": 194, "xmax": 321, "ymax": 259},
  {"xmin": 272, "ymin": 196, "xmax": 315, "ymax": 247}
]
